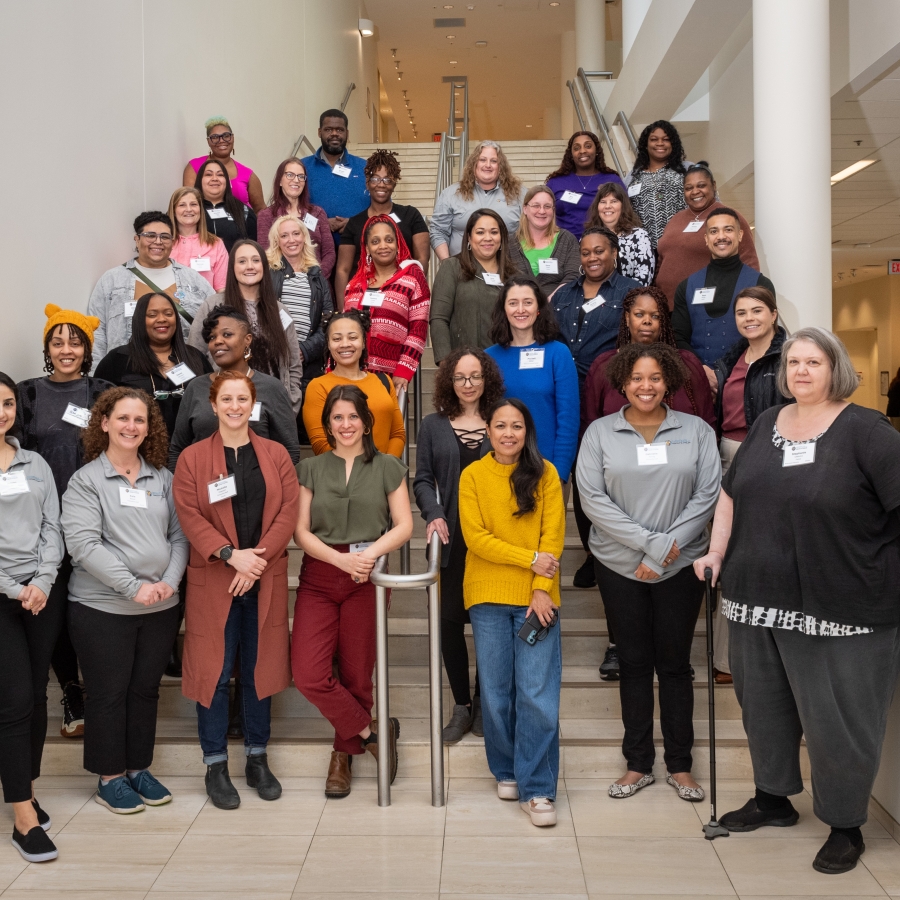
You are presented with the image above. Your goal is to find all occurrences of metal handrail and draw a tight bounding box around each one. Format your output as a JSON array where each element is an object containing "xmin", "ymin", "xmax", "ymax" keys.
[
  {"xmin": 290, "ymin": 134, "xmax": 317, "ymax": 159},
  {"xmin": 397, "ymin": 390, "xmax": 411, "ymax": 575},
  {"xmin": 614, "ymin": 110, "xmax": 639, "ymax": 158},
  {"xmin": 574, "ymin": 68, "xmax": 625, "ymax": 179},
  {"xmin": 566, "ymin": 80, "xmax": 587, "ymax": 131},
  {"xmin": 340, "ymin": 82, "xmax": 357, "ymax": 112}
]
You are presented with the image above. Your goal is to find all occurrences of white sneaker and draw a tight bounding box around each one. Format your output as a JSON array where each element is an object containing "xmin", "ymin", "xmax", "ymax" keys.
[
  {"xmin": 497, "ymin": 780, "xmax": 518, "ymax": 800},
  {"xmin": 520, "ymin": 797, "xmax": 557, "ymax": 827}
]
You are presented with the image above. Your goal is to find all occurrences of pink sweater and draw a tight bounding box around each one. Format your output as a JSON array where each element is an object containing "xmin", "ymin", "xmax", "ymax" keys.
[{"xmin": 170, "ymin": 233, "xmax": 229, "ymax": 291}]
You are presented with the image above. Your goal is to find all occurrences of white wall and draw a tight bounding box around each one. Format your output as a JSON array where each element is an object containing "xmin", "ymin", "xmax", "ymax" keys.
[{"xmin": 0, "ymin": 0, "xmax": 377, "ymax": 381}]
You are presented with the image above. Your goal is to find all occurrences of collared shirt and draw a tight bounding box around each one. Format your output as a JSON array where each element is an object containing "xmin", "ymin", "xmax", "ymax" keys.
[
  {"xmin": 225, "ymin": 442, "xmax": 266, "ymax": 550},
  {"xmin": 61, "ymin": 452, "xmax": 188, "ymax": 615},
  {"xmin": 301, "ymin": 148, "xmax": 370, "ymax": 245},
  {"xmin": 552, "ymin": 270, "xmax": 641, "ymax": 383}
]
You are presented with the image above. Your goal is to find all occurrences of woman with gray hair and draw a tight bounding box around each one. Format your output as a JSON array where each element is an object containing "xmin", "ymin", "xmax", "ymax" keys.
[{"xmin": 694, "ymin": 326, "xmax": 900, "ymax": 875}]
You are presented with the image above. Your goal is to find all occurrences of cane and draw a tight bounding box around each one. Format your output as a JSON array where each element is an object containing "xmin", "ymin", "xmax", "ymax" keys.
[{"xmin": 702, "ymin": 567, "xmax": 729, "ymax": 840}]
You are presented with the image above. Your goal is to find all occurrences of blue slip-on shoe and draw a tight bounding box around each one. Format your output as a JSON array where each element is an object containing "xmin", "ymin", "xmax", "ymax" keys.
[
  {"xmin": 94, "ymin": 776, "xmax": 145, "ymax": 814},
  {"xmin": 128, "ymin": 770, "xmax": 172, "ymax": 806}
]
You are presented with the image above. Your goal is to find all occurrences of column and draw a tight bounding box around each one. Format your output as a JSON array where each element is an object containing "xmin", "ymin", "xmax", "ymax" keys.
[
  {"xmin": 561, "ymin": 30, "xmax": 577, "ymax": 135},
  {"xmin": 622, "ymin": 0, "xmax": 652, "ymax": 63},
  {"xmin": 575, "ymin": 0, "xmax": 605, "ymax": 73},
  {"xmin": 753, "ymin": 0, "xmax": 832, "ymax": 330}
]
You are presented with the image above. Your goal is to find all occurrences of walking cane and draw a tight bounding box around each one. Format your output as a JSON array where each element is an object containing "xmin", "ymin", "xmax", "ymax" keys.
[{"xmin": 702, "ymin": 567, "xmax": 729, "ymax": 840}]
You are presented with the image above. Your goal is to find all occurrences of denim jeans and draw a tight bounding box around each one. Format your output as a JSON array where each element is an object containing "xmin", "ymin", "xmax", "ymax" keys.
[
  {"xmin": 468, "ymin": 603, "xmax": 561, "ymax": 802},
  {"xmin": 197, "ymin": 591, "xmax": 270, "ymax": 764}
]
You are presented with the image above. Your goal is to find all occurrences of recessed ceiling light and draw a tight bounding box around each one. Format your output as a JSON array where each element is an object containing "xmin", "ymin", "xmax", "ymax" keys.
[
  {"xmin": 526, "ymin": 124, "xmax": 533, "ymax": 128},
  {"xmin": 476, "ymin": 40, "xmax": 487, "ymax": 47},
  {"xmin": 831, "ymin": 159, "xmax": 877, "ymax": 184},
  {"xmin": 397, "ymin": 72, "xmax": 403, "ymax": 80},
  {"xmin": 449, "ymin": 60, "xmax": 458, "ymax": 64},
  {"xmin": 447, "ymin": 34, "xmax": 455, "ymax": 39},
  {"xmin": 549, "ymin": 1, "xmax": 560, "ymax": 5}
]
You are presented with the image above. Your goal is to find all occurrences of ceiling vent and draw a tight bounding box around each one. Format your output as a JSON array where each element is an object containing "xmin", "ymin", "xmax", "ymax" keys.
[{"xmin": 434, "ymin": 18, "xmax": 466, "ymax": 27}]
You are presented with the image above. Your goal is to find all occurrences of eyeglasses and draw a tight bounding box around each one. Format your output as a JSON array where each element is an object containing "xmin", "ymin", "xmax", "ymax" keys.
[
  {"xmin": 283, "ymin": 172, "xmax": 307, "ymax": 182},
  {"xmin": 526, "ymin": 204, "xmax": 554, "ymax": 212},
  {"xmin": 153, "ymin": 388, "xmax": 185, "ymax": 400},
  {"xmin": 208, "ymin": 132, "xmax": 233, "ymax": 143},
  {"xmin": 138, "ymin": 232, "xmax": 174, "ymax": 243},
  {"xmin": 368, "ymin": 176, "xmax": 396, "ymax": 187},
  {"xmin": 451, "ymin": 374, "xmax": 484, "ymax": 386}
]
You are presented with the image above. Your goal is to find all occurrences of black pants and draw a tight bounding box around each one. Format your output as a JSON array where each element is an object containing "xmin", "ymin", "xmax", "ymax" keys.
[
  {"xmin": 49, "ymin": 555, "xmax": 79, "ymax": 687},
  {"xmin": 0, "ymin": 587, "xmax": 67, "ymax": 802},
  {"xmin": 595, "ymin": 562, "xmax": 702, "ymax": 774},
  {"xmin": 68, "ymin": 602, "xmax": 179, "ymax": 775},
  {"xmin": 442, "ymin": 619, "xmax": 480, "ymax": 707}
]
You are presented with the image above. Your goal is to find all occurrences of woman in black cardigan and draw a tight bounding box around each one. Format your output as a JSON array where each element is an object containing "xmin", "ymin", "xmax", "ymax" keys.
[{"xmin": 413, "ymin": 347, "xmax": 504, "ymax": 742}]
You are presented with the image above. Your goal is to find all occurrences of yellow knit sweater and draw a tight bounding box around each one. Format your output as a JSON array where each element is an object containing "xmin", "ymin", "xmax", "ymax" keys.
[{"xmin": 458, "ymin": 454, "xmax": 566, "ymax": 609}]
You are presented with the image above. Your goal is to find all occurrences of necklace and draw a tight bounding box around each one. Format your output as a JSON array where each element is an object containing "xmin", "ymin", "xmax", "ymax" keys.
[{"xmin": 574, "ymin": 172, "xmax": 598, "ymax": 192}]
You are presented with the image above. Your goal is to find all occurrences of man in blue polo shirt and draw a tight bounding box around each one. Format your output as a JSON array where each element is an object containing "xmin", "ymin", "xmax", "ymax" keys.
[{"xmin": 302, "ymin": 109, "xmax": 369, "ymax": 252}]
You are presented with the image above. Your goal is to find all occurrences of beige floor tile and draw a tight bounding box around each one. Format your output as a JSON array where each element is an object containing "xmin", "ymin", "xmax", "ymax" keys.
[
  {"xmin": 586, "ymin": 896, "xmax": 737, "ymax": 900},
  {"xmin": 150, "ymin": 834, "xmax": 310, "ymax": 893},
  {"xmin": 295, "ymin": 835, "xmax": 442, "ymax": 894},
  {"xmin": 568, "ymin": 787, "xmax": 706, "ymax": 837},
  {"xmin": 445, "ymin": 791, "xmax": 575, "ymax": 837},
  {"xmin": 3, "ymin": 892, "xmax": 148, "ymax": 899},
  {"xmin": 147, "ymin": 894, "xmax": 290, "ymax": 900},
  {"xmin": 440, "ymin": 836, "xmax": 587, "ymax": 894},
  {"xmin": 0, "ymin": 858, "xmax": 28, "ymax": 894},
  {"xmin": 188, "ymin": 790, "xmax": 325, "ymax": 836},
  {"xmin": 316, "ymin": 788, "xmax": 445, "ymax": 836},
  {"xmin": 860, "ymin": 835, "xmax": 900, "ymax": 893},
  {"xmin": 441, "ymin": 895, "xmax": 586, "ymax": 900},
  {"xmin": 578, "ymin": 836, "xmax": 735, "ymax": 896},
  {"xmin": 58, "ymin": 792, "xmax": 208, "ymax": 834},
  {"xmin": 0, "ymin": 789, "xmax": 91, "ymax": 836},
  {"xmin": 295, "ymin": 894, "xmax": 437, "ymax": 900},
  {"xmin": 713, "ymin": 835, "xmax": 886, "ymax": 895}
]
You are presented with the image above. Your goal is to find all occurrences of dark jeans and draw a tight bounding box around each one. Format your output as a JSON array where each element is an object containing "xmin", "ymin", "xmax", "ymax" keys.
[
  {"xmin": 441, "ymin": 619, "xmax": 480, "ymax": 707},
  {"xmin": 69, "ymin": 602, "xmax": 179, "ymax": 775},
  {"xmin": 197, "ymin": 590, "xmax": 270, "ymax": 764},
  {"xmin": 595, "ymin": 562, "xmax": 702, "ymax": 775},
  {"xmin": 0, "ymin": 587, "xmax": 66, "ymax": 803},
  {"xmin": 49, "ymin": 555, "xmax": 79, "ymax": 687}
]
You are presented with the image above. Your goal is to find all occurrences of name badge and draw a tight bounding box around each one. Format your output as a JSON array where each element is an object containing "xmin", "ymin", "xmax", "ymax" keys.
[
  {"xmin": 482, "ymin": 272, "xmax": 502, "ymax": 286},
  {"xmin": 627, "ymin": 182, "xmax": 642, "ymax": 197},
  {"xmin": 389, "ymin": 211, "xmax": 402, "ymax": 223},
  {"xmin": 349, "ymin": 541, "xmax": 374, "ymax": 554},
  {"xmin": 208, "ymin": 475, "xmax": 238, "ymax": 504},
  {"xmin": 362, "ymin": 290, "xmax": 384, "ymax": 307},
  {"xmin": 582, "ymin": 295, "xmax": 606, "ymax": 314},
  {"xmin": 124, "ymin": 301, "xmax": 137, "ymax": 318},
  {"xmin": 279, "ymin": 308, "xmax": 293, "ymax": 329},
  {"xmin": 167, "ymin": 362, "xmax": 196, "ymax": 386},
  {"xmin": 519, "ymin": 348, "xmax": 545, "ymax": 369},
  {"xmin": 683, "ymin": 220, "xmax": 704, "ymax": 233},
  {"xmin": 62, "ymin": 404, "xmax": 91, "ymax": 427},
  {"xmin": 302, "ymin": 212, "xmax": 319, "ymax": 231},
  {"xmin": 0, "ymin": 471, "xmax": 29, "ymax": 496},
  {"xmin": 692, "ymin": 287, "xmax": 716, "ymax": 305},
  {"xmin": 538, "ymin": 258, "xmax": 559, "ymax": 275},
  {"xmin": 637, "ymin": 443, "xmax": 668, "ymax": 466},
  {"xmin": 250, "ymin": 401, "xmax": 262, "ymax": 422},
  {"xmin": 207, "ymin": 207, "xmax": 229, "ymax": 219},
  {"xmin": 190, "ymin": 257, "xmax": 211, "ymax": 272},
  {"xmin": 560, "ymin": 190, "xmax": 582, "ymax": 204},
  {"xmin": 119, "ymin": 486, "xmax": 148, "ymax": 508},
  {"xmin": 783, "ymin": 443, "xmax": 816, "ymax": 467},
  {"xmin": 333, "ymin": 164, "xmax": 352, "ymax": 178}
]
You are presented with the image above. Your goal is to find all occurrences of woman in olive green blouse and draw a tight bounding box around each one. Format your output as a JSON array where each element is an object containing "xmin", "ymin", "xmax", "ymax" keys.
[{"xmin": 292, "ymin": 384, "xmax": 413, "ymax": 798}]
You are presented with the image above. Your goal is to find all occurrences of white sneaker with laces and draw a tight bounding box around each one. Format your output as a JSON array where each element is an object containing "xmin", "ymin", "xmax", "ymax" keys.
[{"xmin": 520, "ymin": 797, "xmax": 557, "ymax": 827}]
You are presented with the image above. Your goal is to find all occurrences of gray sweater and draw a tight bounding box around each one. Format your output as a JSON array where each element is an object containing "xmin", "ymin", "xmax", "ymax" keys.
[
  {"xmin": 576, "ymin": 406, "xmax": 721, "ymax": 581},
  {"xmin": 429, "ymin": 183, "xmax": 527, "ymax": 256},
  {"xmin": 508, "ymin": 228, "xmax": 582, "ymax": 295}
]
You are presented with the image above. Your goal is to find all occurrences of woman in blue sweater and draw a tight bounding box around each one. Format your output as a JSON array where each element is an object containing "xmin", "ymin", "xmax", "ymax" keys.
[{"xmin": 486, "ymin": 276, "xmax": 579, "ymax": 487}]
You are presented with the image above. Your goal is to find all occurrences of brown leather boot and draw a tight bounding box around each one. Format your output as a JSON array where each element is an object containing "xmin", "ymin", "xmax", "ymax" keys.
[
  {"xmin": 325, "ymin": 751, "xmax": 352, "ymax": 798},
  {"xmin": 364, "ymin": 718, "xmax": 400, "ymax": 784}
]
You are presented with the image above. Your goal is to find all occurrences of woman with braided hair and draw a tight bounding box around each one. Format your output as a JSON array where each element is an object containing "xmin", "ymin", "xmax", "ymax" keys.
[{"xmin": 334, "ymin": 149, "xmax": 430, "ymax": 301}]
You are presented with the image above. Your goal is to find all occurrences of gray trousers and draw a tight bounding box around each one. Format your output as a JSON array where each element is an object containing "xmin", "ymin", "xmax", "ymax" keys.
[{"xmin": 730, "ymin": 619, "xmax": 900, "ymax": 828}]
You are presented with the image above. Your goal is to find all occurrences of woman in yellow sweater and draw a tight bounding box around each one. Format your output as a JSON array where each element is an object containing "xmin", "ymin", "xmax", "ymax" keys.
[{"xmin": 458, "ymin": 397, "xmax": 565, "ymax": 827}]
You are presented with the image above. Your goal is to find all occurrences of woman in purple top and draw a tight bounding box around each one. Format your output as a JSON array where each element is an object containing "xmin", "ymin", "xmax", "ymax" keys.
[{"xmin": 546, "ymin": 131, "xmax": 625, "ymax": 240}]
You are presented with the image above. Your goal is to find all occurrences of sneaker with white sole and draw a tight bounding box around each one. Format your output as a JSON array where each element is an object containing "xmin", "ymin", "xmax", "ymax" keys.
[
  {"xmin": 95, "ymin": 776, "xmax": 145, "ymax": 814},
  {"xmin": 128, "ymin": 769, "xmax": 172, "ymax": 806},
  {"xmin": 11, "ymin": 826, "xmax": 57, "ymax": 863},
  {"xmin": 520, "ymin": 797, "xmax": 557, "ymax": 827},
  {"xmin": 497, "ymin": 780, "xmax": 518, "ymax": 800}
]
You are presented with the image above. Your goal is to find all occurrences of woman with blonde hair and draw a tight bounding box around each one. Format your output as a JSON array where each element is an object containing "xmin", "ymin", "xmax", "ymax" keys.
[
  {"xmin": 430, "ymin": 140, "xmax": 526, "ymax": 259},
  {"xmin": 509, "ymin": 185, "xmax": 580, "ymax": 295},
  {"xmin": 168, "ymin": 187, "xmax": 229, "ymax": 291}
]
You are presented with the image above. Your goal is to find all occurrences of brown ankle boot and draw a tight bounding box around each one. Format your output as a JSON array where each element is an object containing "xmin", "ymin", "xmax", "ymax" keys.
[
  {"xmin": 364, "ymin": 718, "xmax": 400, "ymax": 784},
  {"xmin": 325, "ymin": 751, "xmax": 352, "ymax": 798}
]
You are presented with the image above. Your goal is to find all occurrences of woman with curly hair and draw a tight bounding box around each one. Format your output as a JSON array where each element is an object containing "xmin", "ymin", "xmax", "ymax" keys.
[
  {"xmin": 334, "ymin": 149, "xmax": 430, "ymax": 300},
  {"xmin": 413, "ymin": 347, "xmax": 504, "ymax": 743},
  {"xmin": 624, "ymin": 120, "xmax": 690, "ymax": 248},
  {"xmin": 430, "ymin": 141, "xmax": 526, "ymax": 259},
  {"xmin": 576, "ymin": 343, "xmax": 720, "ymax": 803},
  {"xmin": 546, "ymin": 131, "xmax": 624, "ymax": 240},
  {"xmin": 61, "ymin": 387, "xmax": 188, "ymax": 815}
]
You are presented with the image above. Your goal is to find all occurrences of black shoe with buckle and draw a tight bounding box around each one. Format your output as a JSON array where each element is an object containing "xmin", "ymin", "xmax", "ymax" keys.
[{"xmin": 60, "ymin": 681, "xmax": 84, "ymax": 738}]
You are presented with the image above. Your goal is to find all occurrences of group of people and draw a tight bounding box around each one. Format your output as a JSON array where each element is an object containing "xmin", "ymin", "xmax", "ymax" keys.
[{"xmin": 1, "ymin": 108, "xmax": 897, "ymax": 879}]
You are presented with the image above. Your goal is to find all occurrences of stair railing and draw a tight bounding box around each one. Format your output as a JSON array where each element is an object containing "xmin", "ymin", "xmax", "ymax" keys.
[
  {"xmin": 340, "ymin": 82, "xmax": 357, "ymax": 112},
  {"xmin": 289, "ymin": 134, "xmax": 317, "ymax": 160},
  {"xmin": 614, "ymin": 110, "xmax": 639, "ymax": 158},
  {"xmin": 397, "ymin": 390, "xmax": 411, "ymax": 574},
  {"xmin": 569, "ymin": 68, "xmax": 626, "ymax": 180},
  {"xmin": 566, "ymin": 80, "xmax": 588, "ymax": 131}
]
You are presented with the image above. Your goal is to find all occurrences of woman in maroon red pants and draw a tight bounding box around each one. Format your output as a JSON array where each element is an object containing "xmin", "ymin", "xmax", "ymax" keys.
[{"xmin": 292, "ymin": 384, "xmax": 412, "ymax": 798}]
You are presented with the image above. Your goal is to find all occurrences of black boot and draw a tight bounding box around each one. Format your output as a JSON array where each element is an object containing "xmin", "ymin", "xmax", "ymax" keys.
[
  {"xmin": 205, "ymin": 761, "xmax": 240, "ymax": 810},
  {"xmin": 246, "ymin": 753, "xmax": 282, "ymax": 801}
]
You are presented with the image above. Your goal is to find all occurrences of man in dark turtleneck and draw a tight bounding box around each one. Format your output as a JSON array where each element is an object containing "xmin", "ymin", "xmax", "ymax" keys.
[{"xmin": 672, "ymin": 207, "xmax": 775, "ymax": 386}]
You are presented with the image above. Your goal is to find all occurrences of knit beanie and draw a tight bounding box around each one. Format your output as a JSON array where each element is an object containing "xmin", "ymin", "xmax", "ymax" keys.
[{"xmin": 43, "ymin": 305, "xmax": 101, "ymax": 346}]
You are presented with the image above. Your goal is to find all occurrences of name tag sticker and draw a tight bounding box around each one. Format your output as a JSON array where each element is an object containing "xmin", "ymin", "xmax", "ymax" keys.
[
  {"xmin": 538, "ymin": 258, "xmax": 559, "ymax": 275},
  {"xmin": 637, "ymin": 443, "xmax": 668, "ymax": 466},
  {"xmin": 362, "ymin": 290, "xmax": 384, "ymax": 307},
  {"xmin": 692, "ymin": 287, "xmax": 716, "ymax": 305},
  {"xmin": 683, "ymin": 220, "xmax": 704, "ymax": 233},
  {"xmin": 302, "ymin": 212, "xmax": 319, "ymax": 231},
  {"xmin": 783, "ymin": 443, "xmax": 816, "ymax": 467},
  {"xmin": 389, "ymin": 211, "xmax": 402, "ymax": 223},
  {"xmin": 62, "ymin": 404, "xmax": 91, "ymax": 427},
  {"xmin": 207, "ymin": 207, "xmax": 229, "ymax": 219},
  {"xmin": 208, "ymin": 475, "xmax": 238, "ymax": 504},
  {"xmin": 0, "ymin": 471, "xmax": 29, "ymax": 496},
  {"xmin": 482, "ymin": 272, "xmax": 502, "ymax": 286},
  {"xmin": 124, "ymin": 301, "xmax": 137, "ymax": 318},
  {"xmin": 628, "ymin": 182, "xmax": 642, "ymax": 197},
  {"xmin": 119, "ymin": 486, "xmax": 148, "ymax": 508},
  {"xmin": 333, "ymin": 164, "xmax": 352, "ymax": 178},
  {"xmin": 250, "ymin": 401, "xmax": 262, "ymax": 422},
  {"xmin": 349, "ymin": 541, "xmax": 374, "ymax": 554},
  {"xmin": 279, "ymin": 308, "xmax": 293, "ymax": 329},
  {"xmin": 190, "ymin": 257, "xmax": 211, "ymax": 272},
  {"xmin": 560, "ymin": 190, "xmax": 582, "ymax": 204},
  {"xmin": 582, "ymin": 295, "xmax": 606, "ymax": 314},
  {"xmin": 167, "ymin": 362, "xmax": 196, "ymax": 386},
  {"xmin": 519, "ymin": 348, "xmax": 545, "ymax": 370}
]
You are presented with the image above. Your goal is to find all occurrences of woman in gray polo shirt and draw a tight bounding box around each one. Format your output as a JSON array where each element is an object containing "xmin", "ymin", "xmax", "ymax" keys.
[{"xmin": 62, "ymin": 386, "xmax": 188, "ymax": 815}]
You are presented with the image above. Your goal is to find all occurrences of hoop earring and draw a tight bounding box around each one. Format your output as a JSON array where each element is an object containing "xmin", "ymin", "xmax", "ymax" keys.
[
  {"xmin": 363, "ymin": 428, "xmax": 371, "ymax": 435},
  {"xmin": 467, "ymin": 242, "xmax": 472, "ymax": 251},
  {"xmin": 244, "ymin": 348, "xmax": 252, "ymax": 360},
  {"xmin": 579, "ymin": 266, "xmax": 585, "ymax": 276}
]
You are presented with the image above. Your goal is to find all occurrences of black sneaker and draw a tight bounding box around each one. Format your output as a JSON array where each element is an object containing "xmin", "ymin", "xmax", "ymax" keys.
[
  {"xmin": 599, "ymin": 645, "xmax": 619, "ymax": 681},
  {"xmin": 11, "ymin": 825, "xmax": 58, "ymax": 863},
  {"xmin": 720, "ymin": 797, "xmax": 799, "ymax": 832},
  {"xmin": 31, "ymin": 799, "xmax": 50, "ymax": 831},
  {"xmin": 813, "ymin": 830, "xmax": 865, "ymax": 874},
  {"xmin": 60, "ymin": 681, "xmax": 84, "ymax": 738},
  {"xmin": 573, "ymin": 555, "xmax": 596, "ymax": 589}
]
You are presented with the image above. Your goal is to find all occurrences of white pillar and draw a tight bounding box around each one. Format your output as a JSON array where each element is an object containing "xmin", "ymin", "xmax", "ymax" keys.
[
  {"xmin": 575, "ymin": 0, "xmax": 605, "ymax": 73},
  {"xmin": 561, "ymin": 30, "xmax": 577, "ymax": 136},
  {"xmin": 622, "ymin": 0, "xmax": 652, "ymax": 63},
  {"xmin": 753, "ymin": 0, "xmax": 831, "ymax": 330}
]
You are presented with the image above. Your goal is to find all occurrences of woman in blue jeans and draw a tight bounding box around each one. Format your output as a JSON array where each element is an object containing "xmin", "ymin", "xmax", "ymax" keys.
[{"xmin": 458, "ymin": 398, "xmax": 566, "ymax": 826}]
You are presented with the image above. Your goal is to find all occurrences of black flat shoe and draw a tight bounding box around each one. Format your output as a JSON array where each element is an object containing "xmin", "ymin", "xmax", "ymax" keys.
[
  {"xmin": 205, "ymin": 761, "xmax": 240, "ymax": 810},
  {"xmin": 813, "ymin": 831, "xmax": 865, "ymax": 874},
  {"xmin": 11, "ymin": 825, "xmax": 57, "ymax": 863},
  {"xmin": 720, "ymin": 797, "xmax": 799, "ymax": 832},
  {"xmin": 245, "ymin": 753, "xmax": 282, "ymax": 801}
]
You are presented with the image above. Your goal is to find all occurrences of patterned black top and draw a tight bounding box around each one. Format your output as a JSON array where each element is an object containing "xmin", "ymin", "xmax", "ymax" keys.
[{"xmin": 627, "ymin": 168, "xmax": 687, "ymax": 248}]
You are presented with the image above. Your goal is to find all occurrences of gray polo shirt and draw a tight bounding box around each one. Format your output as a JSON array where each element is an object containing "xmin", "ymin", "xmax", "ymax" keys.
[
  {"xmin": 0, "ymin": 438, "xmax": 63, "ymax": 599},
  {"xmin": 61, "ymin": 452, "xmax": 188, "ymax": 615}
]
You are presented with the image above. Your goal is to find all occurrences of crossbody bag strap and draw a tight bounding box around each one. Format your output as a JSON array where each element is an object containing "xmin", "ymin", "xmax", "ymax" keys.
[{"xmin": 125, "ymin": 265, "xmax": 194, "ymax": 324}]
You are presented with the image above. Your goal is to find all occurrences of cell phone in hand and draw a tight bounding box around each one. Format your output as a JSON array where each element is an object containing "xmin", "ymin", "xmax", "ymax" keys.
[{"xmin": 517, "ymin": 608, "xmax": 558, "ymax": 645}]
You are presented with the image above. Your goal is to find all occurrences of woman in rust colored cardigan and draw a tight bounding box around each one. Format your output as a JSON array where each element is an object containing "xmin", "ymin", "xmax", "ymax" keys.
[{"xmin": 172, "ymin": 370, "xmax": 299, "ymax": 811}]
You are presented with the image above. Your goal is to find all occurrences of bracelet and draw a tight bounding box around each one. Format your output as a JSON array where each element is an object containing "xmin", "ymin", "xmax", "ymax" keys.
[{"xmin": 532, "ymin": 551, "xmax": 539, "ymax": 566}]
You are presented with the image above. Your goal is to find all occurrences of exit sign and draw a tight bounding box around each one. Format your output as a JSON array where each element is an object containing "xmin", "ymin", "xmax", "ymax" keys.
[{"xmin": 890, "ymin": 260, "xmax": 900, "ymax": 274}]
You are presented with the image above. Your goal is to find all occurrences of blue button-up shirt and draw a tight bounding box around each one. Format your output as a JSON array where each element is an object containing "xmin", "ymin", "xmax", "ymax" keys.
[
  {"xmin": 552, "ymin": 270, "xmax": 641, "ymax": 384},
  {"xmin": 301, "ymin": 148, "xmax": 370, "ymax": 247}
]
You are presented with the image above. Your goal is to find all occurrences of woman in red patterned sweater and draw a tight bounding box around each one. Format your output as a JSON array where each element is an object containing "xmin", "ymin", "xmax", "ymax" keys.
[{"xmin": 342, "ymin": 214, "xmax": 430, "ymax": 394}]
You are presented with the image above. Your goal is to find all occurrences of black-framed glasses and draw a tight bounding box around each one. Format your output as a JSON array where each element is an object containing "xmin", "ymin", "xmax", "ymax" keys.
[
  {"xmin": 368, "ymin": 176, "xmax": 396, "ymax": 187},
  {"xmin": 451, "ymin": 374, "xmax": 484, "ymax": 386},
  {"xmin": 284, "ymin": 172, "xmax": 307, "ymax": 182},
  {"xmin": 138, "ymin": 232, "xmax": 174, "ymax": 243},
  {"xmin": 208, "ymin": 132, "xmax": 233, "ymax": 143}
]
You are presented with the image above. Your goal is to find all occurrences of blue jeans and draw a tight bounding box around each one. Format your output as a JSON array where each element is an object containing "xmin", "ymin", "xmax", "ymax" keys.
[
  {"xmin": 469, "ymin": 603, "xmax": 561, "ymax": 801},
  {"xmin": 197, "ymin": 591, "xmax": 270, "ymax": 764}
]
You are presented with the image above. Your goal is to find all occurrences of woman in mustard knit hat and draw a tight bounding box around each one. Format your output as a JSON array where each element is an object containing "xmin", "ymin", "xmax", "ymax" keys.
[{"xmin": 15, "ymin": 305, "xmax": 114, "ymax": 740}]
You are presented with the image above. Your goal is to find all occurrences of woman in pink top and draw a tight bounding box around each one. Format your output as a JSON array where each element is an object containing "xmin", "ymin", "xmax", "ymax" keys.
[
  {"xmin": 183, "ymin": 117, "xmax": 265, "ymax": 213},
  {"xmin": 167, "ymin": 188, "xmax": 229, "ymax": 291}
]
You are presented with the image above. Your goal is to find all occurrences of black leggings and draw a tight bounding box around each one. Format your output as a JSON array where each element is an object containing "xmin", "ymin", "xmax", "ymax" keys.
[
  {"xmin": 0, "ymin": 587, "xmax": 67, "ymax": 803},
  {"xmin": 441, "ymin": 619, "xmax": 480, "ymax": 707}
]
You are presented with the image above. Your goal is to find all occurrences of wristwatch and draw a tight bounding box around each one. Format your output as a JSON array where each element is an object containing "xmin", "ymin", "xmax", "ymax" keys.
[{"xmin": 220, "ymin": 545, "xmax": 234, "ymax": 563}]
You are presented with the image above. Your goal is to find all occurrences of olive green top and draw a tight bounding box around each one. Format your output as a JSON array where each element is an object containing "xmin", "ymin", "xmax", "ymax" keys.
[{"xmin": 298, "ymin": 451, "xmax": 407, "ymax": 545}]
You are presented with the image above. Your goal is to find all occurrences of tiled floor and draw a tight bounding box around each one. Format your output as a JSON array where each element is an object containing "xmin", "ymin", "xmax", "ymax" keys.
[{"xmin": 1, "ymin": 774, "xmax": 899, "ymax": 898}]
